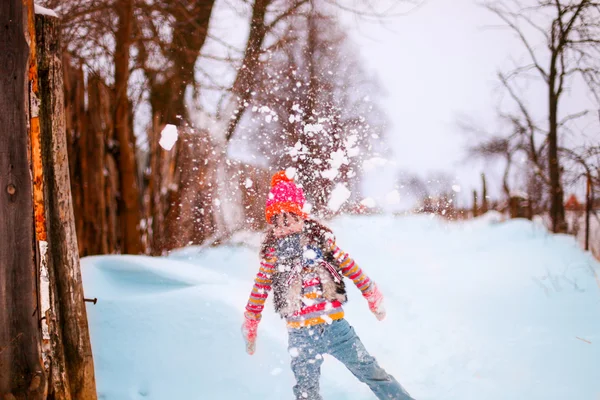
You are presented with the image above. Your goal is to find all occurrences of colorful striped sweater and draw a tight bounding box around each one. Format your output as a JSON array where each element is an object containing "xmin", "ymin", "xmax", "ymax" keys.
[{"xmin": 245, "ymin": 238, "xmax": 372, "ymax": 329}]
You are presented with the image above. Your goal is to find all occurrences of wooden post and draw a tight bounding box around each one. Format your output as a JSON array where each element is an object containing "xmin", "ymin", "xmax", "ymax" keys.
[
  {"xmin": 114, "ymin": 0, "xmax": 143, "ymax": 254},
  {"xmin": 472, "ymin": 190, "xmax": 478, "ymax": 218},
  {"xmin": 36, "ymin": 11, "xmax": 98, "ymax": 399},
  {"xmin": 481, "ymin": 173, "xmax": 488, "ymax": 214},
  {"xmin": 0, "ymin": 0, "xmax": 46, "ymax": 397}
]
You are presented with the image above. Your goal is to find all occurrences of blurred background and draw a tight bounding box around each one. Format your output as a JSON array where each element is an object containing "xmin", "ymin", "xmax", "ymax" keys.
[{"xmin": 39, "ymin": 0, "xmax": 600, "ymax": 257}]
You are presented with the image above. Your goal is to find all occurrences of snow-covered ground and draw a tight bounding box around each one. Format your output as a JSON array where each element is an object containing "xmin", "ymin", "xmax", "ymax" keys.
[{"xmin": 82, "ymin": 214, "xmax": 600, "ymax": 400}]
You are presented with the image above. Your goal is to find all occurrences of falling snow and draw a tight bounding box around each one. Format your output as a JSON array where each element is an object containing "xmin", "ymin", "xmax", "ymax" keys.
[
  {"xmin": 327, "ymin": 183, "xmax": 351, "ymax": 212},
  {"xmin": 303, "ymin": 123, "xmax": 324, "ymax": 134},
  {"xmin": 285, "ymin": 167, "xmax": 297, "ymax": 180},
  {"xmin": 385, "ymin": 190, "xmax": 401, "ymax": 205},
  {"xmin": 159, "ymin": 124, "xmax": 178, "ymax": 151},
  {"xmin": 360, "ymin": 197, "xmax": 377, "ymax": 208}
]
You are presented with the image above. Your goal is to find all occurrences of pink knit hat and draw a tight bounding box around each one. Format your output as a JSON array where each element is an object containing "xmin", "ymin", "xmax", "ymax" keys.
[{"xmin": 265, "ymin": 171, "xmax": 307, "ymax": 223}]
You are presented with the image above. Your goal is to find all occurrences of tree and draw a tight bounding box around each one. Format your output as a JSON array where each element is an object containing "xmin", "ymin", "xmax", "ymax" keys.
[
  {"xmin": 485, "ymin": 0, "xmax": 600, "ymax": 232},
  {"xmin": 397, "ymin": 171, "xmax": 455, "ymax": 215},
  {"xmin": 462, "ymin": 103, "xmax": 549, "ymax": 216},
  {"xmin": 246, "ymin": 8, "xmax": 385, "ymax": 213},
  {"xmin": 138, "ymin": 0, "xmax": 217, "ymax": 252},
  {"xmin": 136, "ymin": 0, "xmax": 315, "ymax": 250},
  {"xmin": 561, "ymin": 144, "xmax": 600, "ymax": 247},
  {"xmin": 468, "ymin": 134, "xmax": 513, "ymax": 199}
]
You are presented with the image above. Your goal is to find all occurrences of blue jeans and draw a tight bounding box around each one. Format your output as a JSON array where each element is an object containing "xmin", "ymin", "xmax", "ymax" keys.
[{"xmin": 287, "ymin": 319, "xmax": 414, "ymax": 400}]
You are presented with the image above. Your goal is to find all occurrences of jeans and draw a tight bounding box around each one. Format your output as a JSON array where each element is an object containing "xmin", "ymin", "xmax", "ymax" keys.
[{"xmin": 287, "ymin": 319, "xmax": 414, "ymax": 400}]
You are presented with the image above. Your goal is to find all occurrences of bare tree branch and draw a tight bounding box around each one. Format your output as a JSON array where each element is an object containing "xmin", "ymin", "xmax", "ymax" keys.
[{"xmin": 485, "ymin": 3, "xmax": 549, "ymax": 81}]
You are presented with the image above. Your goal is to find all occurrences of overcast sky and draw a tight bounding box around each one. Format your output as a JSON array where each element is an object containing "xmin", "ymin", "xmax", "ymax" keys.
[
  {"xmin": 339, "ymin": 0, "xmax": 598, "ymax": 209},
  {"xmin": 338, "ymin": 0, "xmax": 522, "ymax": 208}
]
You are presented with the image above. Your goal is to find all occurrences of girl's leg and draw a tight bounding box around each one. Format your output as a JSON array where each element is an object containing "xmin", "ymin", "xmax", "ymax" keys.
[
  {"xmin": 326, "ymin": 320, "xmax": 415, "ymax": 400},
  {"xmin": 288, "ymin": 328, "xmax": 324, "ymax": 400}
]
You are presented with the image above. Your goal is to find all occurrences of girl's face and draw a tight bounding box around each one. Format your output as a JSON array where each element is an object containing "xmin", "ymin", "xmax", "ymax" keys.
[{"xmin": 271, "ymin": 212, "xmax": 305, "ymax": 238}]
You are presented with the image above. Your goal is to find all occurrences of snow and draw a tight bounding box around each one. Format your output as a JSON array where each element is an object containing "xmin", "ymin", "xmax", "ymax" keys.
[
  {"xmin": 345, "ymin": 135, "xmax": 360, "ymax": 158},
  {"xmin": 302, "ymin": 202, "xmax": 313, "ymax": 213},
  {"xmin": 362, "ymin": 156, "xmax": 388, "ymax": 171},
  {"xmin": 327, "ymin": 183, "xmax": 351, "ymax": 212},
  {"xmin": 39, "ymin": 240, "xmax": 50, "ymax": 356},
  {"xmin": 303, "ymin": 249, "xmax": 317, "ymax": 260},
  {"xmin": 303, "ymin": 124, "xmax": 324, "ymax": 134},
  {"xmin": 385, "ymin": 189, "xmax": 401, "ymax": 205},
  {"xmin": 321, "ymin": 149, "xmax": 349, "ymax": 181},
  {"xmin": 321, "ymin": 168, "xmax": 339, "ymax": 180},
  {"xmin": 82, "ymin": 214, "xmax": 600, "ymax": 400},
  {"xmin": 34, "ymin": 4, "xmax": 59, "ymax": 17},
  {"xmin": 360, "ymin": 197, "xmax": 377, "ymax": 208},
  {"xmin": 285, "ymin": 167, "xmax": 297, "ymax": 180},
  {"xmin": 288, "ymin": 141, "xmax": 306, "ymax": 160},
  {"xmin": 158, "ymin": 124, "xmax": 178, "ymax": 151}
]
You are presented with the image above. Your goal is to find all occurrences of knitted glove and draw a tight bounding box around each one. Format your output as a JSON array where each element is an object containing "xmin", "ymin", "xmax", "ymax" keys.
[
  {"xmin": 363, "ymin": 284, "xmax": 386, "ymax": 321},
  {"xmin": 241, "ymin": 316, "xmax": 259, "ymax": 355}
]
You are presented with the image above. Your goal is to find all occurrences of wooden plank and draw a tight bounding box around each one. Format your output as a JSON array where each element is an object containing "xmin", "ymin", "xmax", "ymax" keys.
[
  {"xmin": 36, "ymin": 12, "xmax": 97, "ymax": 399},
  {"xmin": 0, "ymin": 0, "xmax": 46, "ymax": 397}
]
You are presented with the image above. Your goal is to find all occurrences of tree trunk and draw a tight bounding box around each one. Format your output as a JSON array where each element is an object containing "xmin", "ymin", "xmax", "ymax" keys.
[
  {"xmin": 163, "ymin": 130, "xmax": 216, "ymax": 250},
  {"xmin": 36, "ymin": 13, "xmax": 98, "ymax": 399},
  {"xmin": 146, "ymin": 1, "xmax": 216, "ymax": 253},
  {"xmin": 502, "ymin": 156, "xmax": 512, "ymax": 200},
  {"xmin": 62, "ymin": 60, "xmax": 86, "ymax": 254},
  {"xmin": 225, "ymin": 0, "xmax": 270, "ymax": 141},
  {"xmin": 0, "ymin": 0, "xmax": 46, "ymax": 397},
  {"xmin": 548, "ymin": 70, "xmax": 566, "ymax": 233},
  {"xmin": 481, "ymin": 173, "xmax": 489, "ymax": 214},
  {"xmin": 115, "ymin": 0, "xmax": 142, "ymax": 254},
  {"xmin": 84, "ymin": 77, "xmax": 111, "ymax": 255}
]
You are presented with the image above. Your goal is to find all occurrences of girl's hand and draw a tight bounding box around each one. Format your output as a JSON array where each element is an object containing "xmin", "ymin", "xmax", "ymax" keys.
[
  {"xmin": 363, "ymin": 284, "xmax": 386, "ymax": 321},
  {"xmin": 242, "ymin": 316, "xmax": 259, "ymax": 355}
]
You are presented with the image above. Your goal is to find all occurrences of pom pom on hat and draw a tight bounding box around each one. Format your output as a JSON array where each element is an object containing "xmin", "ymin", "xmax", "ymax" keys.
[{"xmin": 270, "ymin": 170, "xmax": 292, "ymax": 187}]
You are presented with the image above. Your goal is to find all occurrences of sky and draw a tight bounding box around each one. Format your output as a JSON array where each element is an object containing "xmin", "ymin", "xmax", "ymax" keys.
[
  {"xmin": 338, "ymin": 0, "xmax": 521, "ymax": 208},
  {"xmin": 339, "ymin": 0, "xmax": 597, "ymax": 209}
]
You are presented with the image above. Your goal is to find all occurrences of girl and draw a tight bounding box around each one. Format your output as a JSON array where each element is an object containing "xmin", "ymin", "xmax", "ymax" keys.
[{"xmin": 242, "ymin": 171, "xmax": 414, "ymax": 400}]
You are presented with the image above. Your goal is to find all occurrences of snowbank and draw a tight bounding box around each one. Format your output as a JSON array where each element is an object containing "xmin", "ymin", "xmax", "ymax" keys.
[{"xmin": 82, "ymin": 215, "xmax": 600, "ymax": 399}]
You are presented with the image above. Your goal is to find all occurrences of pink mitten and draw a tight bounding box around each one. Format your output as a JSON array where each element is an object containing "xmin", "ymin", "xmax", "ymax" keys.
[
  {"xmin": 363, "ymin": 284, "xmax": 386, "ymax": 321},
  {"xmin": 241, "ymin": 316, "xmax": 259, "ymax": 355}
]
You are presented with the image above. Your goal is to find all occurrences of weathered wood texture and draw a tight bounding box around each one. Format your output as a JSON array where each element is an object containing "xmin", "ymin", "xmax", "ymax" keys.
[
  {"xmin": 0, "ymin": 0, "xmax": 46, "ymax": 398},
  {"xmin": 36, "ymin": 13, "xmax": 97, "ymax": 400},
  {"xmin": 114, "ymin": 0, "xmax": 143, "ymax": 254},
  {"xmin": 63, "ymin": 61, "xmax": 120, "ymax": 256}
]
